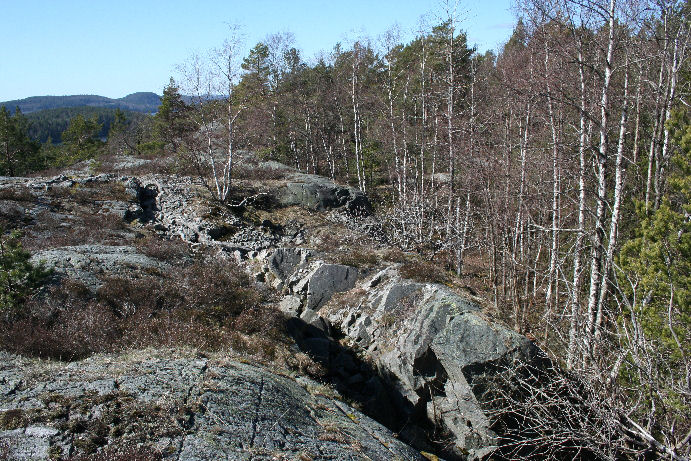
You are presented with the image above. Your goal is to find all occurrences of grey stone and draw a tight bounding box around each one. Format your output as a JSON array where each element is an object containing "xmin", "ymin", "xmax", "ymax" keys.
[
  {"xmin": 0, "ymin": 426, "xmax": 61, "ymax": 461},
  {"xmin": 0, "ymin": 351, "xmax": 424, "ymax": 461},
  {"xmin": 94, "ymin": 200, "xmax": 130, "ymax": 219},
  {"xmin": 0, "ymin": 161, "xmax": 546, "ymax": 460},
  {"xmin": 266, "ymin": 247, "xmax": 313, "ymax": 281},
  {"xmin": 0, "ymin": 200, "xmax": 31, "ymax": 228},
  {"xmin": 322, "ymin": 268, "xmax": 540, "ymax": 460},
  {"xmin": 304, "ymin": 263, "xmax": 358, "ymax": 311},
  {"xmin": 275, "ymin": 172, "xmax": 372, "ymax": 215},
  {"xmin": 23, "ymin": 426, "xmax": 59, "ymax": 438},
  {"xmin": 278, "ymin": 295, "xmax": 303, "ymax": 316},
  {"xmin": 299, "ymin": 309, "xmax": 330, "ymax": 333},
  {"xmin": 30, "ymin": 245, "xmax": 167, "ymax": 291}
]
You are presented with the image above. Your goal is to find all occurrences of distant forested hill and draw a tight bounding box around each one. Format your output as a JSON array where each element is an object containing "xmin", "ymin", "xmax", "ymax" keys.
[
  {"xmin": 1, "ymin": 92, "xmax": 161, "ymax": 114},
  {"xmin": 24, "ymin": 106, "xmax": 149, "ymax": 143}
]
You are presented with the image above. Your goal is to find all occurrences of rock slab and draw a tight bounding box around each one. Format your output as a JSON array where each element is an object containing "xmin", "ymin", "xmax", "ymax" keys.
[{"xmin": 0, "ymin": 350, "xmax": 424, "ymax": 460}]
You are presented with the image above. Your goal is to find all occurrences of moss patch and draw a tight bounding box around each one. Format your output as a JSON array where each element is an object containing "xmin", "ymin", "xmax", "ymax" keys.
[{"xmin": 2, "ymin": 390, "xmax": 193, "ymax": 458}]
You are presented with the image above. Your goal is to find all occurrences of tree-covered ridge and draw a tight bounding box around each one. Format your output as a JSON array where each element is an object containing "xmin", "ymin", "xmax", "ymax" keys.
[
  {"xmin": 0, "ymin": 92, "xmax": 161, "ymax": 114},
  {"xmin": 0, "ymin": 104, "xmax": 156, "ymax": 173},
  {"xmin": 23, "ymin": 106, "xmax": 148, "ymax": 143}
]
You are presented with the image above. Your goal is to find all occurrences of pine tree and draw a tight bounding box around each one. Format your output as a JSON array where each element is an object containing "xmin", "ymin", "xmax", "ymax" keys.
[
  {"xmin": 0, "ymin": 230, "xmax": 51, "ymax": 321},
  {"xmin": 0, "ymin": 106, "xmax": 41, "ymax": 176},
  {"xmin": 617, "ymin": 106, "xmax": 690, "ymax": 434},
  {"xmin": 153, "ymin": 78, "xmax": 191, "ymax": 153}
]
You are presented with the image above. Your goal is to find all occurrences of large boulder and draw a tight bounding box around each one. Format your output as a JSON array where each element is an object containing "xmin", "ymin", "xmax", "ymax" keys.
[
  {"xmin": 321, "ymin": 268, "xmax": 540, "ymax": 460},
  {"xmin": 0, "ymin": 350, "xmax": 425, "ymax": 460},
  {"xmin": 0, "ymin": 200, "xmax": 31, "ymax": 229},
  {"xmin": 276, "ymin": 172, "xmax": 371, "ymax": 215},
  {"xmin": 255, "ymin": 248, "xmax": 359, "ymax": 317},
  {"xmin": 266, "ymin": 247, "xmax": 314, "ymax": 284}
]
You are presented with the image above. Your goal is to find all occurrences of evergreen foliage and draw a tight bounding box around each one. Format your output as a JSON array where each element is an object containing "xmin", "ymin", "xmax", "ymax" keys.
[
  {"xmin": 617, "ymin": 107, "xmax": 691, "ymax": 422},
  {"xmin": 152, "ymin": 78, "xmax": 192, "ymax": 153},
  {"xmin": 0, "ymin": 230, "xmax": 50, "ymax": 320},
  {"xmin": 25, "ymin": 106, "xmax": 147, "ymax": 144},
  {"xmin": 53, "ymin": 113, "xmax": 105, "ymax": 165},
  {"xmin": 0, "ymin": 106, "xmax": 41, "ymax": 176}
]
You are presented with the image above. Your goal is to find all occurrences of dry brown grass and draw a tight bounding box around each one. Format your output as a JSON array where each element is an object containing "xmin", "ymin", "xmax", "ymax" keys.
[
  {"xmin": 23, "ymin": 210, "xmax": 131, "ymax": 251},
  {"xmin": 234, "ymin": 164, "xmax": 288, "ymax": 181},
  {"xmin": 134, "ymin": 234, "xmax": 190, "ymax": 262},
  {"xmin": 42, "ymin": 182, "xmax": 129, "ymax": 205},
  {"xmin": 399, "ymin": 259, "xmax": 450, "ymax": 285},
  {"xmin": 0, "ymin": 186, "xmax": 35, "ymax": 203},
  {"xmin": 94, "ymin": 153, "xmax": 175, "ymax": 176},
  {"xmin": 335, "ymin": 249, "xmax": 379, "ymax": 269},
  {"xmin": 0, "ymin": 256, "xmax": 284, "ymax": 362}
]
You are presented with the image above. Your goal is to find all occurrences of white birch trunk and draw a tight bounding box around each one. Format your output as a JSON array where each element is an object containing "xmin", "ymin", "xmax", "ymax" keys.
[{"xmin": 585, "ymin": 0, "xmax": 616, "ymax": 364}]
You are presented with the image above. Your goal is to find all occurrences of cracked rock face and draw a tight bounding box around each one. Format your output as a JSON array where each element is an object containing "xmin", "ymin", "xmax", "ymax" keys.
[
  {"xmin": 302, "ymin": 264, "xmax": 359, "ymax": 311},
  {"xmin": 253, "ymin": 248, "xmax": 544, "ymax": 459},
  {"xmin": 255, "ymin": 248, "xmax": 359, "ymax": 320},
  {"xmin": 320, "ymin": 269, "xmax": 540, "ymax": 460},
  {"xmin": 0, "ymin": 350, "xmax": 424, "ymax": 460}
]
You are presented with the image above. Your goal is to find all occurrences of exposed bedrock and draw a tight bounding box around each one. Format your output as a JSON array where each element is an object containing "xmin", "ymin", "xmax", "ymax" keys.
[
  {"xmin": 321, "ymin": 269, "xmax": 541, "ymax": 459},
  {"xmin": 0, "ymin": 351, "xmax": 424, "ymax": 460},
  {"xmin": 258, "ymin": 247, "xmax": 542, "ymax": 460}
]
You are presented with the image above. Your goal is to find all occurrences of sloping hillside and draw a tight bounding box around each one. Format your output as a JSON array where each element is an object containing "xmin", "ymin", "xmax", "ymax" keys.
[
  {"xmin": 0, "ymin": 153, "xmax": 634, "ymax": 460},
  {"xmin": 1, "ymin": 93, "xmax": 160, "ymax": 114}
]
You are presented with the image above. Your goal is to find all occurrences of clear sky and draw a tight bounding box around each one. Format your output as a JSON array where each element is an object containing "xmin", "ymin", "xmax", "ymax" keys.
[{"xmin": 0, "ymin": 0, "xmax": 517, "ymax": 101}]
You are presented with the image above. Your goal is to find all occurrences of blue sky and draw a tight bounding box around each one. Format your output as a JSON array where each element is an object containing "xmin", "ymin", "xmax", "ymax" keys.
[{"xmin": 0, "ymin": 0, "xmax": 516, "ymax": 101}]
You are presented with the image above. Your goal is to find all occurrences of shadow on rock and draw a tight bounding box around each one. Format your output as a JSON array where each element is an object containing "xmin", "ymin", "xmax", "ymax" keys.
[
  {"xmin": 124, "ymin": 180, "xmax": 158, "ymax": 223},
  {"xmin": 286, "ymin": 316, "xmax": 462, "ymax": 460}
]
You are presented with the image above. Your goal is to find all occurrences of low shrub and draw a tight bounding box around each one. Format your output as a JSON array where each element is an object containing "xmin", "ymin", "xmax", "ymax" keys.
[
  {"xmin": 0, "ymin": 254, "xmax": 286, "ymax": 361},
  {"xmin": 134, "ymin": 235, "xmax": 190, "ymax": 262},
  {"xmin": 337, "ymin": 250, "xmax": 379, "ymax": 269},
  {"xmin": 0, "ymin": 187, "xmax": 35, "ymax": 203},
  {"xmin": 399, "ymin": 258, "xmax": 450, "ymax": 285},
  {"xmin": 23, "ymin": 210, "xmax": 131, "ymax": 251},
  {"xmin": 233, "ymin": 306, "xmax": 285, "ymax": 339},
  {"xmin": 43, "ymin": 183, "xmax": 129, "ymax": 205},
  {"xmin": 381, "ymin": 248, "xmax": 408, "ymax": 264},
  {"xmin": 0, "ymin": 201, "xmax": 32, "ymax": 230},
  {"xmin": 234, "ymin": 164, "xmax": 287, "ymax": 181}
]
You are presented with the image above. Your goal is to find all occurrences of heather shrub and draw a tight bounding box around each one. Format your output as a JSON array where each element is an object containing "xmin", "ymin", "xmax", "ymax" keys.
[
  {"xmin": 23, "ymin": 210, "xmax": 131, "ymax": 251},
  {"xmin": 175, "ymin": 260, "xmax": 261, "ymax": 323},
  {"xmin": 0, "ymin": 187, "xmax": 35, "ymax": 203},
  {"xmin": 234, "ymin": 163, "xmax": 287, "ymax": 181},
  {"xmin": 233, "ymin": 306, "xmax": 285, "ymax": 339},
  {"xmin": 134, "ymin": 235, "xmax": 189, "ymax": 262},
  {"xmin": 399, "ymin": 258, "xmax": 450, "ymax": 285},
  {"xmin": 0, "ymin": 254, "xmax": 281, "ymax": 361},
  {"xmin": 337, "ymin": 249, "xmax": 379, "ymax": 269}
]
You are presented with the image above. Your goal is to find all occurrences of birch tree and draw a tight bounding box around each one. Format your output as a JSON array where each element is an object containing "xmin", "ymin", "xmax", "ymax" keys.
[{"xmin": 178, "ymin": 26, "xmax": 245, "ymax": 203}]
